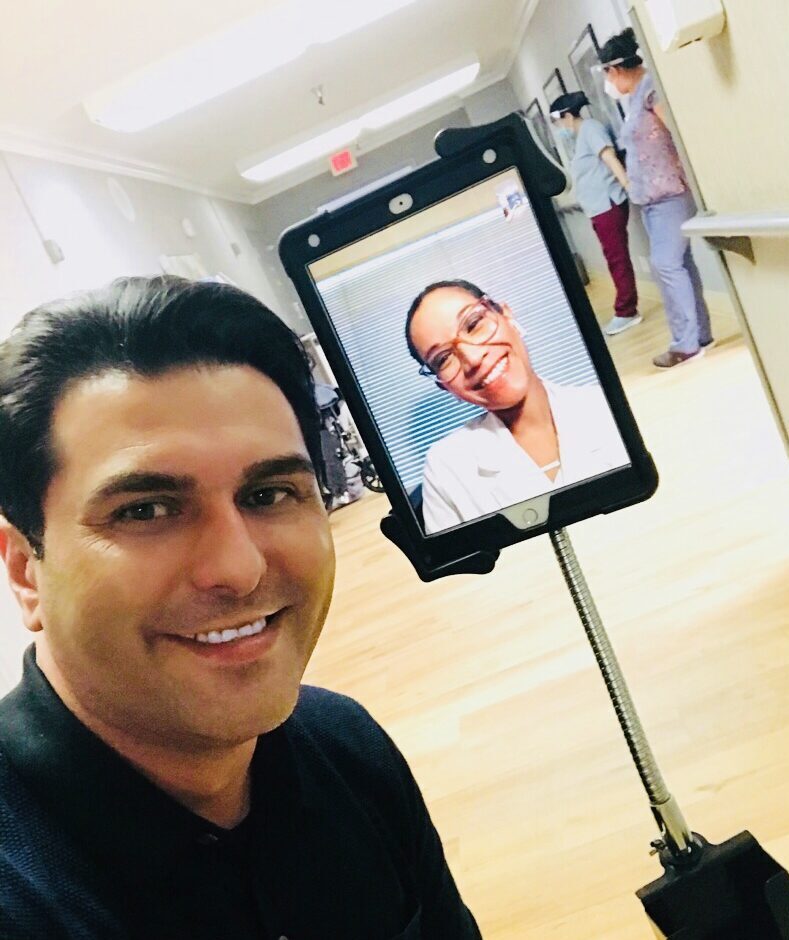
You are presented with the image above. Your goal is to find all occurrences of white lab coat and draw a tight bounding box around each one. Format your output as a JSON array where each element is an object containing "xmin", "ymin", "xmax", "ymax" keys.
[{"xmin": 421, "ymin": 380, "xmax": 630, "ymax": 534}]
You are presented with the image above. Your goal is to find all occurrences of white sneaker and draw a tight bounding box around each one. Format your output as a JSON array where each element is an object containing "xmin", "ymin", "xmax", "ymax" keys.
[{"xmin": 604, "ymin": 314, "xmax": 643, "ymax": 336}]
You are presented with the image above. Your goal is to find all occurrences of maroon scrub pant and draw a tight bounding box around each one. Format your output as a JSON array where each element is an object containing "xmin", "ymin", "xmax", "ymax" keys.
[{"xmin": 590, "ymin": 199, "xmax": 639, "ymax": 318}]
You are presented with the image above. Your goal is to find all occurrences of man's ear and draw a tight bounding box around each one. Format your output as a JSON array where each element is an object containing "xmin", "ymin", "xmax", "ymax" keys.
[{"xmin": 0, "ymin": 517, "xmax": 43, "ymax": 634}]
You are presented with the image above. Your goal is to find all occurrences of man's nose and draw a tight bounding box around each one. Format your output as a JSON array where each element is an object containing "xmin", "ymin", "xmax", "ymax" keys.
[{"xmin": 189, "ymin": 503, "xmax": 265, "ymax": 598}]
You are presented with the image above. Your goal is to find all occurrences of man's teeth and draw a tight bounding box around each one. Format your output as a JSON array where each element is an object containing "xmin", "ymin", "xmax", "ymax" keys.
[
  {"xmin": 193, "ymin": 617, "xmax": 267, "ymax": 645},
  {"xmin": 481, "ymin": 357, "xmax": 508, "ymax": 388}
]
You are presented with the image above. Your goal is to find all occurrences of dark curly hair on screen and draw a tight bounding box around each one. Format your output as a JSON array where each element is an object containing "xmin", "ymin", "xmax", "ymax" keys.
[
  {"xmin": 0, "ymin": 276, "xmax": 325, "ymax": 558},
  {"xmin": 404, "ymin": 279, "xmax": 503, "ymax": 365}
]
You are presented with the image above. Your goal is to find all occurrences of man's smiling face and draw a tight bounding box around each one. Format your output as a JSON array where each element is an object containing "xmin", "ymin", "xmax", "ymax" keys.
[{"xmin": 24, "ymin": 364, "xmax": 335, "ymax": 749}]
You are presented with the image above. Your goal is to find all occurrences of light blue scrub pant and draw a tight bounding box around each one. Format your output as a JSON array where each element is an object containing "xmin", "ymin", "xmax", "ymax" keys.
[{"xmin": 640, "ymin": 190, "xmax": 713, "ymax": 353}]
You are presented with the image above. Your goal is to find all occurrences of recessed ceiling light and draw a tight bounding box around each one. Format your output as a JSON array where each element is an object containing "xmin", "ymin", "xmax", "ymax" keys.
[
  {"xmin": 83, "ymin": 0, "xmax": 419, "ymax": 132},
  {"xmin": 239, "ymin": 61, "xmax": 481, "ymax": 185}
]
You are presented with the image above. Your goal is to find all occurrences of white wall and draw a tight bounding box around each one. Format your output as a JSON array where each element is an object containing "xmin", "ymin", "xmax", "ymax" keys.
[
  {"xmin": 462, "ymin": 79, "xmax": 521, "ymax": 126},
  {"xmin": 0, "ymin": 153, "xmax": 285, "ymax": 338},
  {"xmin": 0, "ymin": 593, "xmax": 30, "ymax": 693},
  {"xmin": 630, "ymin": 0, "xmax": 789, "ymax": 445}
]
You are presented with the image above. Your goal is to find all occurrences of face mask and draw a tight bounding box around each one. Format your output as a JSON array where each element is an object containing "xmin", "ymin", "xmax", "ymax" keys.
[
  {"xmin": 556, "ymin": 126, "xmax": 574, "ymax": 142},
  {"xmin": 604, "ymin": 78, "xmax": 623, "ymax": 101}
]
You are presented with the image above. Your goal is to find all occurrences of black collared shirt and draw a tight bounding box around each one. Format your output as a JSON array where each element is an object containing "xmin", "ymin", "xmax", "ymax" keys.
[{"xmin": 0, "ymin": 647, "xmax": 481, "ymax": 940}]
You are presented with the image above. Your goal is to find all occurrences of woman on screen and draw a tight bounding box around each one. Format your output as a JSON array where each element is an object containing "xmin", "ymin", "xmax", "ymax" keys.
[{"xmin": 405, "ymin": 280, "xmax": 629, "ymax": 534}]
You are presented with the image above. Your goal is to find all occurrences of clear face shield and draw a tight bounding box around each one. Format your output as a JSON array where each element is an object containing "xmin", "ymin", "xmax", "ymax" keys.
[
  {"xmin": 549, "ymin": 109, "xmax": 574, "ymax": 145},
  {"xmin": 592, "ymin": 51, "xmax": 642, "ymax": 100}
]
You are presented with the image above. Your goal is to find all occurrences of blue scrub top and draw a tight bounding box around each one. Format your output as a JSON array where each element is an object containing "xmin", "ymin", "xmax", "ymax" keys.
[{"xmin": 571, "ymin": 118, "xmax": 627, "ymax": 218}]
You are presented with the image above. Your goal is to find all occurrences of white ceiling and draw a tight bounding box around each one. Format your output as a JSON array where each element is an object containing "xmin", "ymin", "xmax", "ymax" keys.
[{"xmin": 1, "ymin": 0, "xmax": 538, "ymax": 203}]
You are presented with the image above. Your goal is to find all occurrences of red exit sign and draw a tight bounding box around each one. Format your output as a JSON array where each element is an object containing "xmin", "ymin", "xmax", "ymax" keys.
[{"xmin": 329, "ymin": 148, "xmax": 358, "ymax": 176}]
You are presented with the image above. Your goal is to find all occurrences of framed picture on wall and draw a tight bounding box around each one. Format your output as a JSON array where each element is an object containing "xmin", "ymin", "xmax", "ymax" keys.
[
  {"xmin": 542, "ymin": 67, "xmax": 567, "ymax": 110},
  {"xmin": 524, "ymin": 97, "xmax": 560, "ymax": 162},
  {"xmin": 568, "ymin": 23, "xmax": 624, "ymax": 142}
]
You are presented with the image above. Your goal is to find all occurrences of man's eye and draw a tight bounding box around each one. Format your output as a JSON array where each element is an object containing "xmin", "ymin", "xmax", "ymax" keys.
[
  {"xmin": 115, "ymin": 501, "xmax": 173, "ymax": 522},
  {"xmin": 245, "ymin": 487, "xmax": 292, "ymax": 508}
]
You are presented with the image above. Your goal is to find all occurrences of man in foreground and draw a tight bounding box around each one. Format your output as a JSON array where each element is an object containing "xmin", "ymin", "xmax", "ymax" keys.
[{"xmin": 0, "ymin": 277, "xmax": 480, "ymax": 939}]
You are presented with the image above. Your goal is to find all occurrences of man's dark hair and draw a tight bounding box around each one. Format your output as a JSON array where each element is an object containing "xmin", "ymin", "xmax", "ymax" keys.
[
  {"xmin": 599, "ymin": 27, "xmax": 643, "ymax": 69},
  {"xmin": 404, "ymin": 279, "xmax": 502, "ymax": 365},
  {"xmin": 549, "ymin": 91, "xmax": 590, "ymax": 119},
  {"xmin": 0, "ymin": 276, "xmax": 324, "ymax": 557}
]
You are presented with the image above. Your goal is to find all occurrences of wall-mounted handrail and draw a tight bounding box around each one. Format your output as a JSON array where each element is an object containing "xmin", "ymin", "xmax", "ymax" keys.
[
  {"xmin": 683, "ymin": 211, "xmax": 789, "ymax": 239},
  {"xmin": 681, "ymin": 211, "xmax": 789, "ymax": 263}
]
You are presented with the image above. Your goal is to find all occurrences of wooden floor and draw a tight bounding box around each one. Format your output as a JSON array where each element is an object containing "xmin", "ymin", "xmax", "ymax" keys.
[{"xmin": 304, "ymin": 280, "xmax": 789, "ymax": 939}]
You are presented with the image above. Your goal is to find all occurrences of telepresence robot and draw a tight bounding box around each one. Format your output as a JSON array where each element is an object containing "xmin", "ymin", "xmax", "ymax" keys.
[{"xmin": 281, "ymin": 113, "xmax": 789, "ymax": 938}]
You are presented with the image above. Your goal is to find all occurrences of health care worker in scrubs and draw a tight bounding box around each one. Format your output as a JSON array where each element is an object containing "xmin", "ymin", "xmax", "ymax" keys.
[
  {"xmin": 598, "ymin": 27, "xmax": 713, "ymax": 368},
  {"xmin": 405, "ymin": 280, "xmax": 629, "ymax": 534},
  {"xmin": 549, "ymin": 91, "xmax": 641, "ymax": 337}
]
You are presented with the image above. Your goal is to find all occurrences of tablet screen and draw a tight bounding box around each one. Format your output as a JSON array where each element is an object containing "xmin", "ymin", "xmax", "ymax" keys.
[{"xmin": 308, "ymin": 168, "xmax": 630, "ymax": 535}]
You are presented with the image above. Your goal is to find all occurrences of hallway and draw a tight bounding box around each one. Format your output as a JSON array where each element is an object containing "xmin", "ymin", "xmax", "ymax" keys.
[{"xmin": 312, "ymin": 281, "xmax": 789, "ymax": 937}]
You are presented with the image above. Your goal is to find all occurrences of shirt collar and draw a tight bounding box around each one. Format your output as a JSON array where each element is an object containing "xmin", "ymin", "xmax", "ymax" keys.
[
  {"xmin": 631, "ymin": 71, "xmax": 654, "ymax": 109},
  {"xmin": 471, "ymin": 380, "xmax": 564, "ymax": 474},
  {"xmin": 0, "ymin": 645, "xmax": 311, "ymax": 886},
  {"xmin": 468, "ymin": 412, "xmax": 512, "ymax": 473}
]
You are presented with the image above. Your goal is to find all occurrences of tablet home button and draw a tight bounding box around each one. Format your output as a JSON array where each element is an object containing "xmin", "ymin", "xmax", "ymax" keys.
[{"xmin": 521, "ymin": 508, "xmax": 538, "ymax": 526}]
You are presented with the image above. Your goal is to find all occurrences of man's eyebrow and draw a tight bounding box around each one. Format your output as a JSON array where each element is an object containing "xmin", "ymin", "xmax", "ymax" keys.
[
  {"xmin": 86, "ymin": 455, "xmax": 315, "ymax": 509},
  {"xmin": 86, "ymin": 472, "xmax": 195, "ymax": 509},
  {"xmin": 239, "ymin": 455, "xmax": 316, "ymax": 486}
]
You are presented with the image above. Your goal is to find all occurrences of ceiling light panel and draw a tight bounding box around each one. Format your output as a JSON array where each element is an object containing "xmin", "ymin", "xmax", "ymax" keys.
[
  {"xmin": 241, "ymin": 118, "xmax": 363, "ymax": 186},
  {"xmin": 362, "ymin": 63, "xmax": 480, "ymax": 129},
  {"xmin": 83, "ymin": 0, "xmax": 419, "ymax": 132},
  {"xmin": 239, "ymin": 61, "xmax": 480, "ymax": 184}
]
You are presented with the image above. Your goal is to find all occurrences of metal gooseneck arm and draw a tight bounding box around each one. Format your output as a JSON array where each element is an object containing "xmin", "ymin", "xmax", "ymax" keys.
[{"xmin": 549, "ymin": 528, "xmax": 695, "ymax": 863}]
